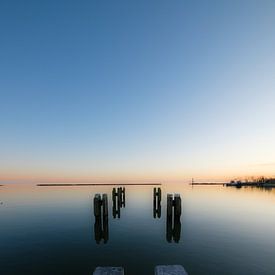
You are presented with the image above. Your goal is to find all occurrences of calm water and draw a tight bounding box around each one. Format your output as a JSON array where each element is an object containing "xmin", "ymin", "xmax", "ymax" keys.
[{"xmin": 0, "ymin": 183, "xmax": 275, "ymax": 275}]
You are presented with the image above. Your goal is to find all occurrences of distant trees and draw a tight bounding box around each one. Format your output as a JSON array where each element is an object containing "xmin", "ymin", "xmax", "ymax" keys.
[{"xmin": 231, "ymin": 176, "xmax": 275, "ymax": 185}]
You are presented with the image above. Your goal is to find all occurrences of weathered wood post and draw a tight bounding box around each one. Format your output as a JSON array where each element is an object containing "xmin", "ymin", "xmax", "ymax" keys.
[
  {"xmin": 153, "ymin": 187, "xmax": 162, "ymax": 218},
  {"xmin": 112, "ymin": 187, "xmax": 125, "ymax": 218},
  {"xmin": 121, "ymin": 187, "xmax": 125, "ymax": 207},
  {"xmin": 153, "ymin": 188, "xmax": 157, "ymax": 218},
  {"xmin": 94, "ymin": 193, "xmax": 109, "ymax": 244},
  {"xmin": 157, "ymin": 187, "xmax": 161, "ymax": 202},
  {"xmin": 167, "ymin": 194, "xmax": 173, "ymax": 217},
  {"xmin": 166, "ymin": 193, "xmax": 182, "ymax": 243},
  {"xmin": 102, "ymin": 194, "xmax": 108, "ymax": 217},
  {"xmin": 174, "ymin": 193, "xmax": 181, "ymax": 217},
  {"xmin": 112, "ymin": 188, "xmax": 117, "ymax": 218},
  {"xmin": 94, "ymin": 194, "xmax": 102, "ymax": 217},
  {"xmin": 118, "ymin": 187, "xmax": 122, "ymax": 208},
  {"xmin": 112, "ymin": 188, "xmax": 118, "ymax": 218}
]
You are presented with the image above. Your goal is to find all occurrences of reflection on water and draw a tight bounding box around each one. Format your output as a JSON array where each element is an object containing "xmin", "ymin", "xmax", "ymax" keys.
[
  {"xmin": 166, "ymin": 216, "xmax": 181, "ymax": 243},
  {"xmin": 1, "ymin": 184, "xmax": 275, "ymax": 274},
  {"xmin": 94, "ymin": 215, "xmax": 109, "ymax": 244}
]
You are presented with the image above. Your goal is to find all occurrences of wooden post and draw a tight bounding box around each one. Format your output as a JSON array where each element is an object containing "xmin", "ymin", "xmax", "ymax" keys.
[
  {"xmin": 94, "ymin": 194, "xmax": 101, "ymax": 217},
  {"xmin": 118, "ymin": 187, "xmax": 122, "ymax": 208},
  {"xmin": 166, "ymin": 193, "xmax": 182, "ymax": 243},
  {"xmin": 174, "ymin": 193, "xmax": 181, "ymax": 217},
  {"xmin": 102, "ymin": 194, "xmax": 108, "ymax": 217},
  {"xmin": 157, "ymin": 187, "xmax": 161, "ymax": 202},
  {"xmin": 122, "ymin": 187, "xmax": 125, "ymax": 207},
  {"xmin": 112, "ymin": 187, "xmax": 124, "ymax": 218},
  {"xmin": 157, "ymin": 200, "xmax": 161, "ymax": 218},
  {"xmin": 167, "ymin": 194, "xmax": 173, "ymax": 217},
  {"xmin": 94, "ymin": 193, "xmax": 109, "ymax": 244},
  {"xmin": 154, "ymin": 187, "xmax": 162, "ymax": 218}
]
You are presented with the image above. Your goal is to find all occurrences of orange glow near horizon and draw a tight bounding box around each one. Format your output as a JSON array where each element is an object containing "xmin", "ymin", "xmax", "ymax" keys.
[{"xmin": 1, "ymin": 165, "xmax": 275, "ymax": 184}]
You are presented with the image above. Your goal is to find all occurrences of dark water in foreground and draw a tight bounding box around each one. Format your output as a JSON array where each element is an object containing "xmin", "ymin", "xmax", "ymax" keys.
[{"xmin": 0, "ymin": 183, "xmax": 275, "ymax": 275}]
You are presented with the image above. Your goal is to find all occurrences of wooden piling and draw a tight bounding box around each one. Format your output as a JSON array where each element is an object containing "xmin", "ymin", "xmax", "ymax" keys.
[
  {"xmin": 112, "ymin": 188, "xmax": 116, "ymax": 201},
  {"xmin": 166, "ymin": 193, "xmax": 182, "ymax": 243},
  {"xmin": 157, "ymin": 187, "xmax": 161, "ymax": 202},
  {"xmin": 94, "ymin": 194, "xmax": 109, "ymax": 244},
  {"xmin": 167, "ymin": 194, "xmax": 173, "ymax": 217},
  {"xmin": 174, "ymin": 194, "xmax": 181, "ymax": 217},
  {"xmin": 153, "ymin": 187, "xmax": 162, "ymax": 218},
  {"xmin": 111, "ymin": 187, "xmax": 125, "ymax": 218},
  {"xmin": 94, "ymin": 194, "xmax": 102, "ymax": 217},
  {"xmin": 118, "ymin": 187, "xmax": 122, "ymax": 208},
  {"xmin": 102, "ymin": 194, "xmax": 108, "ymax": 216},
  {"xmin": 122, "ymin": 187, "xmax": 125, "ymax": 207}
]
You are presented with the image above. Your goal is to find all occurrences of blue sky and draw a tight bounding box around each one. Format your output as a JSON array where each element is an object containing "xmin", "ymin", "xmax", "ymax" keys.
[{"xmin": 1, "ymin": 0, "xmax": 275, "ymax": 183}]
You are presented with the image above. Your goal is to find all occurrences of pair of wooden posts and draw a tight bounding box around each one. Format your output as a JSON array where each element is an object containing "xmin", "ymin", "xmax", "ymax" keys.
[
  {"xmin": 94, "ymin": 194, "xmax": 109, "ymax": 244},
  {"xmin": 153, "ymin": 187, "xmax": 162, "ymax": 218},
  {"xmin": 112, "ymin": 187, "xmax": 125, "ymax": 218},
  {"xmin": 166, "ymin": 193, "xmax": 181, "ymax": 243}
]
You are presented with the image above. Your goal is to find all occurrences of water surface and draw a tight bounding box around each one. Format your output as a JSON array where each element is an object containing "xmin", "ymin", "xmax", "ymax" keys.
[{"xmin": 0, "ymin": 183, "xmax": 275, "ymax": 274}]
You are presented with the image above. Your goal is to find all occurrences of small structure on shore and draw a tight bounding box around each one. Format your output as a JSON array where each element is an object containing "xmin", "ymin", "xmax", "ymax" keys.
[{"xmin": 226, "ymin": 177, "xmax": 275, "ymax": 188}]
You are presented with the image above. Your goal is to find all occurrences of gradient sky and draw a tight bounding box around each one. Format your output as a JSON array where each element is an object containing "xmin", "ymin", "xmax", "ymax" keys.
[{"xmin": 1, "ymin": 0, "xmax": 275, "ymax": 183}]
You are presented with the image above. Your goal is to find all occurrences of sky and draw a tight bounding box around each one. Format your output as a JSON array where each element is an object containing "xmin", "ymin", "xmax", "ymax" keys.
[{"xmin": 0, "ymin": 0, "xmax": 275, "ymax": 184}]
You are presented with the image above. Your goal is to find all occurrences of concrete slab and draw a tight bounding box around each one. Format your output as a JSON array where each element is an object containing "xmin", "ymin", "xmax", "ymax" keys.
[
  {"xmin": 93, "ymin": 267, "xmax": 124, "ymax": 275},
  {"xmin": 155, "ymin": 265, "xmax": 188, "ymax": 275}
]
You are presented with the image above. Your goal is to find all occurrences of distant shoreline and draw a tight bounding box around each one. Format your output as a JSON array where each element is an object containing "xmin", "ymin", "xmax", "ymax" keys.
[
  {"xmin": 37, "ymin": 183, "xmax": 162, "ymax": 186},
  {"xmin": 190, "ymin": 182, "xmax": 225, "ymax": 185}
]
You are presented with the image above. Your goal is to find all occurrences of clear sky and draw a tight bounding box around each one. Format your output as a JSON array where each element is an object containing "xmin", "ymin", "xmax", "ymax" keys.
[{"xmin": 1, "ymin": 0, "xmax": 275, "ymax": 183}]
